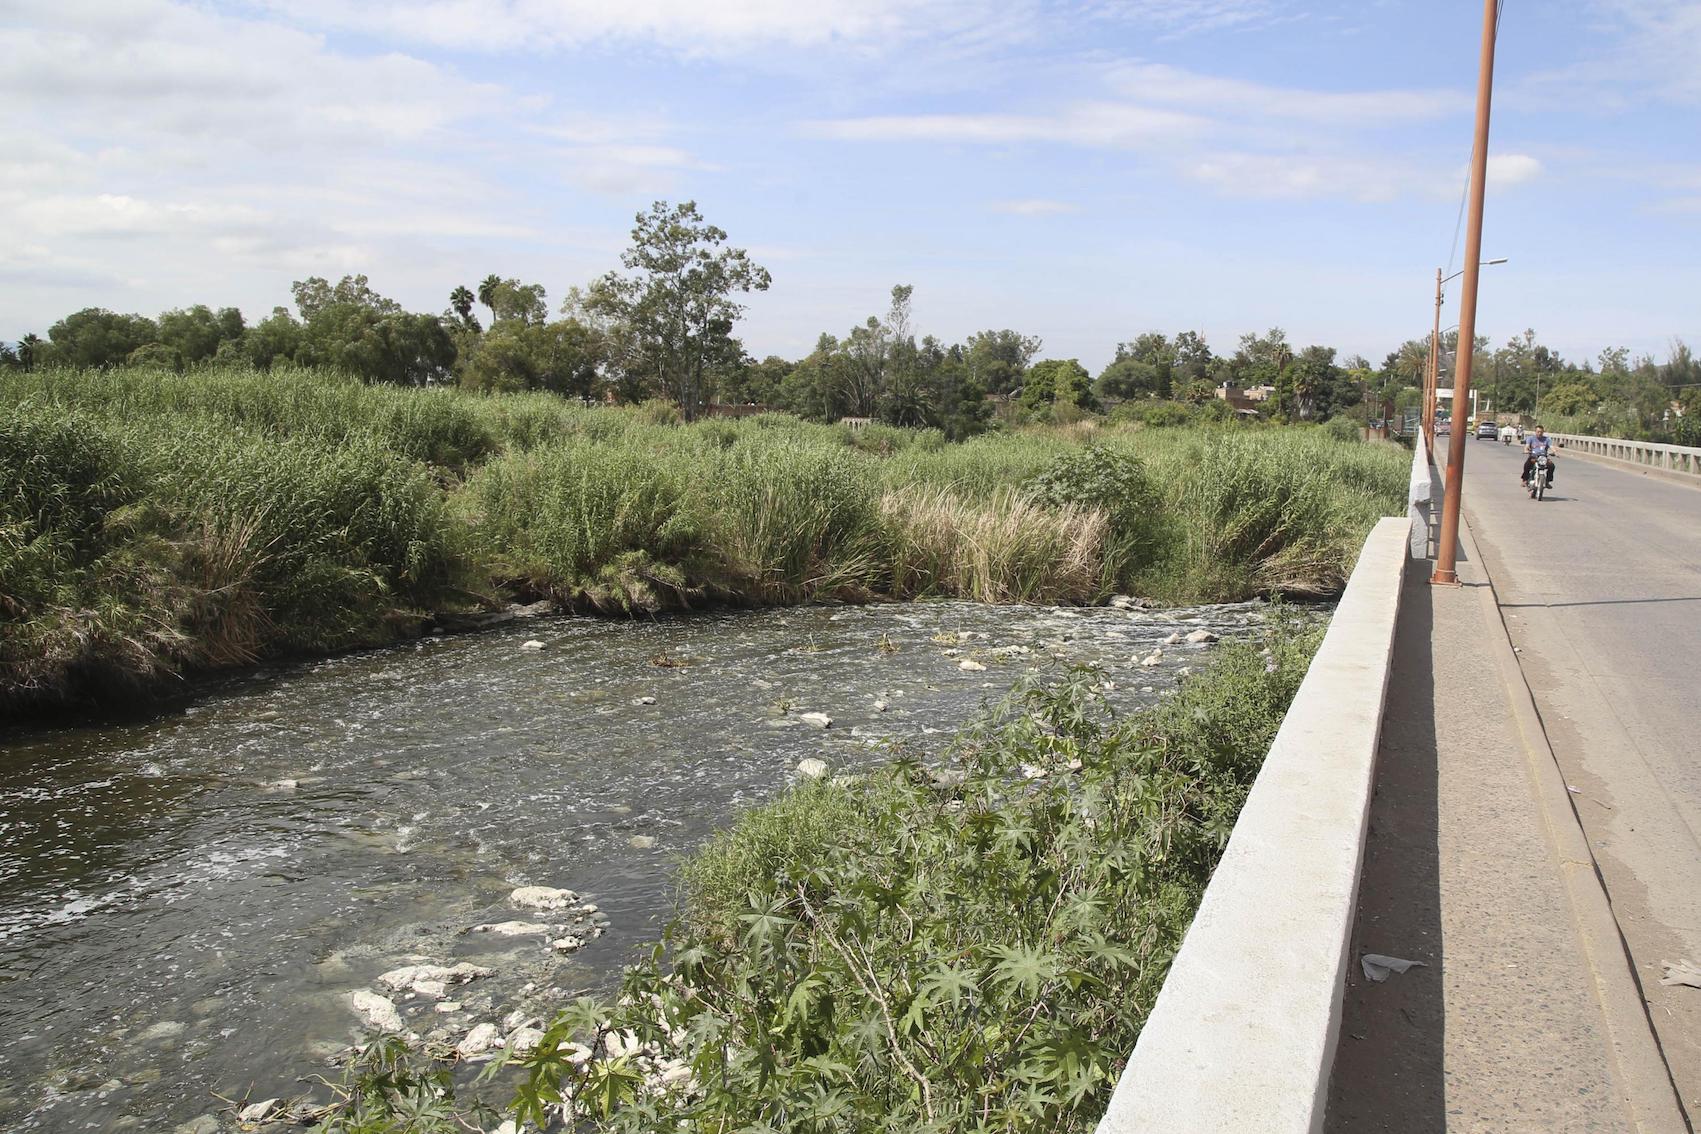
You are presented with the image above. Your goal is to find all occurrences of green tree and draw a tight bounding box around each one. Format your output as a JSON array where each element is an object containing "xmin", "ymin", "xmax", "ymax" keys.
[
  {"xmin": 157, "ymin": 304, "xmax": 245, "ymax": 365},
  {"xmin": 586, "ymin": 200, "xmax": 770, "ymax": 421},
  {"xmin": 1020, "ymin": 359, "xmax": 1095, "ymax": 412},
  {"xmin": 485, "ymin": 278, "xmax": 549, "ymax": 326},
  {"xmin": 964, "ymin": 329, "xmax": 1042, "ymax": 394},
  {"xmin": 292, "ymin": 275, "xmax": 400, "ymax": 321},
  {"xmin": 1287, "ymin": 345, "xmax": 1340, "ymax": 421},
  {"xmin": 290, "ymin": 276, "xmax": 454, "ymax": 385},
  {"xmin": 46, "ymin": 308, "xmax": 158, "ymax": 368},
  {"xmin": 1095, "ymin": 358, "xmax": 1160, "ymax": 401},
  {"xmin": 1172, "ymin": 330, "xmax": 1213, "ymax": 382},
  {"xmin": 1541, "ymin": 381, "xmax": 1598, "ymax": 418},
  {"xmin": 245, "ymin": 307, "xmax": 303, "ymax": 369}
]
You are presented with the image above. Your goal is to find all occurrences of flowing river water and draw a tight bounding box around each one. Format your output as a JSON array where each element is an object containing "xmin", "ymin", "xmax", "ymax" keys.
[{"xmin": 0, "ymin": 599, "xmax": 1268, "ymax": 1132}]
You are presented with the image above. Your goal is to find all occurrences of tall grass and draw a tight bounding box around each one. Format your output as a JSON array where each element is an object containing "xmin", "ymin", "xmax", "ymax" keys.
[
  {"xmin": 879, "ymin": 484, "xmax": 1107, "ymax": 602},
  {"xmin": 1, "ymin": 364, "xmax": 1406, "ymax": 710}
]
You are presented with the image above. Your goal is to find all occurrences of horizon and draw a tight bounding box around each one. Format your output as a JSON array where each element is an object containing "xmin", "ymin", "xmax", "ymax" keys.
[{"xmin": 5, "ymin": 1, "xmax": 1699, "ymax": 374}]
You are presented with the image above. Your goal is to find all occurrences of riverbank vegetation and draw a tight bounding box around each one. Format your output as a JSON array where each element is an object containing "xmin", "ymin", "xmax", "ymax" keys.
[
  {"xmin": 1, "ymin": 363, "xmax": 1400, "ymax": 713},
  {"xmin": 320, "ymin": 620, "xmax": 1321, "ymax": 1132}
]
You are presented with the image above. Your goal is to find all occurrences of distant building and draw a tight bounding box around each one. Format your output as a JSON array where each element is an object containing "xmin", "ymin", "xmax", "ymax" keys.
[{"xmin": 1216, "ymin": 382, "xmax": 1274, "ymax": 414}]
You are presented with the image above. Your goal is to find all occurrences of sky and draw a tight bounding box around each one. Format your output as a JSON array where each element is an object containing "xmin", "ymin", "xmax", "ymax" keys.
[{"xmin": 3, "ymin": 0, "xmax": 1698, "ymax": 373}]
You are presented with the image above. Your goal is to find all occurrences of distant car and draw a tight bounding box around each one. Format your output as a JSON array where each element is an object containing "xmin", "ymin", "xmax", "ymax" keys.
[
  {"xmin": 1476, "ymin": 420, "xmax": 1499, "ymax": 439},
  {"xmin": 1437, "ymin": 420, "xmax": 1451, "ymax": 435}
]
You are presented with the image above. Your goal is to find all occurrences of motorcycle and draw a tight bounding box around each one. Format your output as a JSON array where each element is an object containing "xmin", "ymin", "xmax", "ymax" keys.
[{"xmin": 1528, "ymin": 453, "xmax": 1551, "ymax": 501}]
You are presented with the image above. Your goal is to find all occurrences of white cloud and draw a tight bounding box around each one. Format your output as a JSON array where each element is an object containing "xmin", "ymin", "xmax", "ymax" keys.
[
  {"xmin": 990, "ymin": 199, "xmax": 1079, "ymax": 215},
  {"xmin": 260, "ymin": 0, "xmax": 1007, "ymax": 56},
  {"xmin": 1080, "ymin": 0, "xmax": 1288, "ymax": 37},
  {"xmin": 1593, "ymin": 0, "xmax": 1701, "ymax": 102},
  {"xmin": 1108, "ymin": 63, "xmax": 1469, "ymax": 125},
  {"xmin": 1486, "ymin": 153, "xmax": 1544, "ymax": 187},
  {"xmin": 804, "ymin": 102, "xmax": 1207, "ymax": 147},
  {"xmin": 1187, "ymin": 152, "xmax": 1416, "ymax": 202},
  {"xmin": 805, "ymin": 59, "xmax": 1489, "ymax": 202},
  {"xmin": 561, "ymin": 145, "xmax": 706, "ymax": 195}
]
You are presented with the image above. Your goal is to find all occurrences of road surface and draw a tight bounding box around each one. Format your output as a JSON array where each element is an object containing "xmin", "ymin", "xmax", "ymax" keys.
[{"xmin": 1450, "ymin": 434, "xmax": 1701, "ymax": 1116}]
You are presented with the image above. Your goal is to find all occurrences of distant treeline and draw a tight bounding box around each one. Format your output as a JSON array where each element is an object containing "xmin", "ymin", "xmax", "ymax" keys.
[{"xmin": 4, "ymin": 200, "xmax": 1696, "ymax": 443}]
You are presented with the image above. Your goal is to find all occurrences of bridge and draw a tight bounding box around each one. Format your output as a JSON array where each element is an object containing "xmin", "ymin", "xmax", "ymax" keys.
[{"xmin": 1100, "ymin": 433, "xmax": 1701, "ymax": 1132}]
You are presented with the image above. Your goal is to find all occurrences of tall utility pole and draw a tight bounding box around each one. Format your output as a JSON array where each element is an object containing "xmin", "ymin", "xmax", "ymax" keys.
[
  {"xmin": 1433, "ymin": 0, "xmax": 1500, "ymax": 586},
  {"xmin": 1424, "ymin": 268, "xmax": 1443, "ymax": 451}
]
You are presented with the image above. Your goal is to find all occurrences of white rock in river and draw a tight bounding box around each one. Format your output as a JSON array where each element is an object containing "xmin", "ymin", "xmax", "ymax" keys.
[
  {"xmin": 798, "ymin": 712, "xmax": 833, "ymax": 729},
  {"xmin": 872, "ymin": 699, "xmax": 888, "ymax": 712},
  {"xmin": 958, "ymin": 659, "xmax": 986, "ymax": 672},
  {"xmin": 470, "ymin": 920, "xmax": 552, "ymax": 937},
  {"xmin": 435, "ymin": 1000, "xmax": 462, "ymax": 1014},
  {"xmin": 632, "ymin": 695, "xmax": 656, "ymax": 706},
  {"xmin": 795, "ymin": 757, "xmax": 829, "ymax": 780},
  {"xmin": 264, "ymin": 778, "xmax": 298, "ymax": 792},
  {"xmin": 510, "ymin": 885, "xmax": 578, "ymax": 911},
  {"xmin": 377, "ymin": 962, "xmax": 494, "ymax": 992},
  {"xmin": 1162, "ymin": 631, "xmax": 1184, "ymax": 646},
  {"xmin": 346, "ymin": 990, "xmax": 405, "ymax": 1033},
  {"xmin": 519, "ymin": 640, "xmax": 545, "ymax": 651},
  {"xmin": 457, "ymin": 1022, "xmax": 504, "ymax": 1058},
  {"xmin": 1139, "ymin": 652, "xmax": 1163, "ymax": 667},
  {"xmin": 138, "ymin": 1020, "xmax": 186, "ymax": 1043},
  {"xmin": 552, "ymin": 935, "xmax": 584, "ymax": 953},
  {"xmin": 628, "ymin": 834, "xmax": 656, "ymax": 849},
  {"xmin": 1184, "ymin": 629, "xmax": 1219, "ymax": 644},
  {"xmin": 238, "ymin": 1098, "xmax": 281, "ymax": 1123},
  {"xmin": 507, "ymin": 1026, "xmax": 546, "ymax": 1056}
]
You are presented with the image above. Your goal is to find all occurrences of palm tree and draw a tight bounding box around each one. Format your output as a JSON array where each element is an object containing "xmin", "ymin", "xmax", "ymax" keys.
[
  {"xmin": 477, "ymin": 275, "xmax": 502, "ymax": 328},
  {"xmin": 18, "ymin": 332, "xmax": 42, "ymax": 372},
  {"xmin": 450, "ymin": 285, "xmax": 474, "ymax": 320},
  {"xmin": 449, "ymin": 285, "xmax": 480, "ymax": 332}
]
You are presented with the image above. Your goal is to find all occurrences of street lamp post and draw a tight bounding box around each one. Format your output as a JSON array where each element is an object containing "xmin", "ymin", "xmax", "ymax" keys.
[{"xmin": 1424, "ymin": 257, "xmax": 1506, "ymax": 451}]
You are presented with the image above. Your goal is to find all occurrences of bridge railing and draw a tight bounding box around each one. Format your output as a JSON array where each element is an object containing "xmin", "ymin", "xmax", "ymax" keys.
[
  {"xmin": 1096, "ymin": 516, "xmax": 1410, "ymax": 1134},
  {"xmin": 1550, "ymin": 432, "xmax": 1701, "ymax": 476}
]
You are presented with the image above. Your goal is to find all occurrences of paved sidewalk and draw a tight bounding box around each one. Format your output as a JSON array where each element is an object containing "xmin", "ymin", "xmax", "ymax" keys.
[{"xmin": 1324, "ymin": 501, "xmax": 1688, "ymax": 1131}]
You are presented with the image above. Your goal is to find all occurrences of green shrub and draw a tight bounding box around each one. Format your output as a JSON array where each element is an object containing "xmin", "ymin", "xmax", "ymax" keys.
[{"xmin": 1023, "ymin": 445, "xmax": 1161, "ymax": 588}]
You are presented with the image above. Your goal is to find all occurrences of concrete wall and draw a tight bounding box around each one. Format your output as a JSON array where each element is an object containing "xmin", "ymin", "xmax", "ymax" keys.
[
  {"xmin": 1096, "ymin": 515, "xmax": 1410, "ymax": 1134},
  {"xmin": 1550, "ymin": 432, "xmax": 1701, "ymax": 477}
]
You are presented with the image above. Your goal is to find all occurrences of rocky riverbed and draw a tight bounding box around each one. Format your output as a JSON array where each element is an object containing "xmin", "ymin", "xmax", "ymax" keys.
[{"xmin": 0, "ymin": 598, "xmax": 1270, "ymax": 1132}]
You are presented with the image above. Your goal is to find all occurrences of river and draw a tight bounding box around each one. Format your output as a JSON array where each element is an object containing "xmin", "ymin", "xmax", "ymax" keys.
[{"xmin": 0, "ymin": 599, "xmax": 1265, "ymax": 1132}]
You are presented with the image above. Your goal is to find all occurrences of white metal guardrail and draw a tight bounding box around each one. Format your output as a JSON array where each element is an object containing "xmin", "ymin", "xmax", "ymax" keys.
[
  {"xmin": 1096, "ymin": 516, "xmax": 1409, "ymax": 1134},
  {"xmin": 1550, "ymin": 433, "xmax": 1701, "ymax": 476}
]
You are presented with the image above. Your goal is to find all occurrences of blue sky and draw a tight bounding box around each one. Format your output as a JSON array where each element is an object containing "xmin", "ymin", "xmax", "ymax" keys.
[{"xmin": 4, "ymin": 0, "xmax": 1697, "ymax": 372}]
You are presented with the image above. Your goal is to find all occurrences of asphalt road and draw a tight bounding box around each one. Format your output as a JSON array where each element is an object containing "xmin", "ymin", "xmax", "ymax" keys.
[{"xmin": 1447, "ymin": 434, "xmax": 1701, "ymax": 1116}]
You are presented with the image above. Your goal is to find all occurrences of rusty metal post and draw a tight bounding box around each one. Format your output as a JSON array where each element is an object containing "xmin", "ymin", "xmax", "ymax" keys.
[{"xmin": 1433, "ymin": 0, "xmax": 1499, "ymax": 586}]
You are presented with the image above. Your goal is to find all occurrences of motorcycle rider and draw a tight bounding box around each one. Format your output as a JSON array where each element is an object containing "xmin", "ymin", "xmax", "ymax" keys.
[{"xmin": 1521, "ymin": 425, "xmax": 1555, "ymax": 489}]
